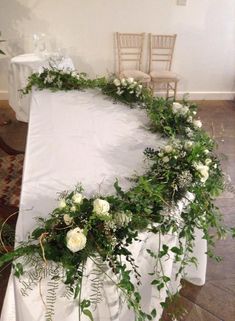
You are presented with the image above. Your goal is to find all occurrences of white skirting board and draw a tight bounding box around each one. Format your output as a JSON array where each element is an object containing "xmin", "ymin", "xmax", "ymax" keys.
[
  {"xmin": 0, "ymin": 90, "xmax": 8, "ymax": 100},
  {"xmin": 0, "ymin": 90, "xmax": 235, "ymax": 101}
]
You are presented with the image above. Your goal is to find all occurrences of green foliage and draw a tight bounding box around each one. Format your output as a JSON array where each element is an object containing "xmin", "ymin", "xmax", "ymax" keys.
[
  {"xmin": 0, "ymin": 219, "xmax": 15, "ymax": 254},
  {"xmin": 1, "ymin": 67, "xmax": 232, "ymax": 321}
]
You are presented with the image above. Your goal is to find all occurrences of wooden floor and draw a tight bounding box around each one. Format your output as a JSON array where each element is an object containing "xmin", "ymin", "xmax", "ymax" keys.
[{"xmin": 0, "ymin": 100, "xmax": 235, "ymax": 321}]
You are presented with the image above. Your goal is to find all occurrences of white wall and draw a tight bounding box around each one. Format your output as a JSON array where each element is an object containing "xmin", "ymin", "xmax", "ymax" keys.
[{"xmin": 0, "ymin": 0, "xmax": 235, "ymax": 99}]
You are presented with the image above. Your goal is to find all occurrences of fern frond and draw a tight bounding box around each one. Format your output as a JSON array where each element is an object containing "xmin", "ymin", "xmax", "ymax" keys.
[
  {"xmin": 45, "ymin": 279, "xmax": 59, "ymax": 321},
  {"xmin": 89, "ymin": 255, "xmax": 107, "ymax": 309}
]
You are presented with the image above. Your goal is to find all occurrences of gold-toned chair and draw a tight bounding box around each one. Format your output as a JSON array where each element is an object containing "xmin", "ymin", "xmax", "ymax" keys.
[
  {"xmin": 149, "ymin": 34, "xmax": 179, "ymax": 99},
  {"xmin": 116, "ymin": 32, "xmax": 151, "ymax": 84}
]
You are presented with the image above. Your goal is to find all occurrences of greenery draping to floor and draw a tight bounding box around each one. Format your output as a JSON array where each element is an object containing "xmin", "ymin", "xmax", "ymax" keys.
[{"xmin": 1, "ymin": 67, "xmax": 234, "ymax": 321}]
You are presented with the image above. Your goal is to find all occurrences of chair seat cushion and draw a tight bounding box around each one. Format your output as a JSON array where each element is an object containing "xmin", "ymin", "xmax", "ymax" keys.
[
  {"xmin": 0, "ymin": 154, "xmax": 24, "ymax": 207},
  {"xmin": 150, "ymin": 70, "xmax": 180, "ymax": 81},
  {"xmin": 120, "ymin": 70, "xmax": 151, "ymax": 83}
]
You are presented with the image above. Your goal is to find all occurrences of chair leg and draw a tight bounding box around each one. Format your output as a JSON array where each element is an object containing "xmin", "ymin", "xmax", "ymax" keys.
[
  {"xmin": 174, "ymin": 81, "xmax": 178, "ymax": 101},
  {"xmin": 166, "ymin": 83, "xmax": 169, "ymax": 99}
]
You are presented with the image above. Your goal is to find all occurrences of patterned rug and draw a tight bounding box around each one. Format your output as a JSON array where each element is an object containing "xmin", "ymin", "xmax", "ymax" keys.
[{"xmin": 0, "ymin": 154, "xmax": 24, "ymax": 207}]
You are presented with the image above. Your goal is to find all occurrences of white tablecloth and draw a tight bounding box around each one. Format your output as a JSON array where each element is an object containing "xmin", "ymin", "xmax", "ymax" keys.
[
  {"xmin": 8, "ymin": 53, "xmax": 74, "ymax": 122},
  {"xmin": 1, "ymin": 89, "xmax": 207, "ymax": 321}
]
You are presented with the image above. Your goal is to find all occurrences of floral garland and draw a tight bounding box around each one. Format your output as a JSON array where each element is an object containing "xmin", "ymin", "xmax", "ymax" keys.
[{"xmin": 1, "ymin": 67, "xmax": 234, "ymax": 321}]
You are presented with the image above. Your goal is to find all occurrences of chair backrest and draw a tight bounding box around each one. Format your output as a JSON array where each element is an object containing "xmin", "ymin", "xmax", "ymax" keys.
[
  {"xmin": 116, "ymin": 32, "xmax": 145, "ymax": 74},
  {"xmin": 149, "ymin": 34, "xmax": 177, "ymax": 72}
]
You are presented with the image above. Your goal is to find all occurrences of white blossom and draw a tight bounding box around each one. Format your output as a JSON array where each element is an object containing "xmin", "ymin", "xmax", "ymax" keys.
[
  {"xmin": 63, "ymin": 214, "xmax": 73, "ymax": 225},
  {"xmin": 72, "ymin": 193, "xmax": 83, "ymax": 204},
  {"xmin": 194, "ymin": 162, "xmax": 209, "ymax": 183},
  {"xmin": 113, "ymin": 78, "xmax": 121, "ymax": 87},
  {"xmin": 180, "ymin": 106, "xmax": 189, "ymax": 115},
  {"xmin": 44, "ymin": 74, "xmax": 55, "ymax": 84},
  {"xmin": 59, "ymin": 198, "xmax": 67, "ymax": 209},
  {"xmin": 184, "ymin": 141, "xmax": 193, "ymax": 150},
  {"xmin": 205, "ymin": 158, "xmax": 212, "ymax": 166},
  {"xmin": 117, "ymin": 87, "xmax": 124, "ymax": 95},
  {"xmin": 93, "ymin": 199, "xmax": 110, "ymax": 216},
  {"xmin": 66, "ymin": 227, "xmax": 87, "ymax": 252},
  {"xmin": 121, "ymin": 78, "xmax": 127, "ymax": 86},
  {"xmin": 114, "ymin": 211, "xmax": 132, "ymax": 227},
  {"xmin": 164, "ymin": 145, "xmax": 173, "ymax": 153},
  {"xmin": 127, "ymin": 77, "xmax": 134, "ymax": 84},
  {"xmin": 185, "ymin": 127, "xmax": 194, "ymax": 138},
  {"xmin": 172, "ymin": 102, "xmax": 183, "ymax": 114},
  {"xmin": 193, "ymin": 119, "xmax": 202, "ymax": 128},
  {"xmin": 162, "ymin": 156, "xmax": 170, "ymax": 163},
  {"xmin": 187, "ymin": 116, "xmax": 193, "ymax": 123},
  {"xmin": 70, "ymin": 205, "xmax": 76, "ymax": 212}
]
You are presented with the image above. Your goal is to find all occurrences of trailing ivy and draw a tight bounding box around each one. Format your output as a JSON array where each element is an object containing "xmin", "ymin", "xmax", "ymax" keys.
[{"xmin": 0, "ymin": 67, "xmax": 233, "ymax": 321}]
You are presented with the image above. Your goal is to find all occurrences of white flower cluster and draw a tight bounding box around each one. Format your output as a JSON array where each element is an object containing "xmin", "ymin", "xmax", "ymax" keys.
[
  {"xmin": 172, "ymin": 102, "xmax": 189, "ymax": 115},
  {"xmin": 71, "ymin": 70, "xmax": 81, "ymax": 80},
  {"xmin": 113, "ymin": 77, "xmax": 143, "ymax": 98},
  {"xmin": 44, "ymin": 74, "xmax": 55, "ymax": 84},
  {"xmin": 194, "ymin": 162, "xmax": 210, "ymax": 183},
  {"xmin": 59, "ymin": 192, "xmax": 86, "ymax": 253},
  {"xmin": 64, "ymin": 197, "xmax": 133, "ymax": 253},
  {"xmin": 172, "ymin": 102, "xmax": 202, "ymax": 130},
  {"xmin": 59, "ymin": 192, "xmax": 83, "ymax": 225},
  {"xmin": 114, "ymin": 211, "xmax": 132, "ymax": 227}
]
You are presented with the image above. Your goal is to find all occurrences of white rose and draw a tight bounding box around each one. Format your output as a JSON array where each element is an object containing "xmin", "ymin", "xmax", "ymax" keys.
[
  {"xmin": 205, "ymin": 158, "xmax": 212, "ymax": 166},
  {"xmin": 193, "ymin": 119, "xmax": 202, "ymax": 128},
  {"xmin": 192, "ymin": 111, "xmax": 197, "ymax": 115},
  {"xmin": 187, "ymin": 116, "xmax": 193, "ymax": 123},
  {"xmin": 162, "ymin": 156, "xmax": 170, "ymax": 163},
  {"xmin": 70, "ymin": 205, "xmax": 76, "ymax": 212},
  {"xmin": 204, "ymin": 149, "xmax": 209, "ymax": 154},
  {"xmin": 66, "ymin": 227, "xmax": 87, "ymax": 253},
  {"xmin": 164, "ymin": 145, "xmax": 173, "ymax": 153},
  {"xmin": 180, "ymin": 106, "xmax": 189, "ymax": 115},
  {"xmin": 121, "ymin": 78, "xmax": 127, "ymax": 86},
  {"xmin": 194, "ymin": 163, "xmax": 209, "ymax": 183},
  {"xmin": 72, "ymin": 193, "xmax": 83, "ymax": 204},
  {"xmin": 113, "ymin": 78, "xmax": 121, "ymax": 86},
  {"xmin": 200, "ymin": 169, "xmax": 209, "ymax": 183},
  {"xmin": 59, "ymin": 199, "xmax": 67, "ymax": 209},
  {"xmin": 172, "ymin": 102, "xmax": 183, "ymax": 114},
  {"xmin": 127, "ymin": 77, "xmax": 134, "ymax": 84},
  {"xmin": 184, "ymin": 141, "xmax": 193, "ymax": 150},
  {"xmin": 63, "ymin": 214, "xmax": 73, "ymax": 226},
  {"xmin": 93, "ymin": 199, "xmax": 110, "ymax": 216}
]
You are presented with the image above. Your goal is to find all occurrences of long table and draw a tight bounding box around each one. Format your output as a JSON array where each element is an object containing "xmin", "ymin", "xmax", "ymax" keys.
[{"xmin": 1, "ymin": 89, "xmax": 207, "ymax": 321}]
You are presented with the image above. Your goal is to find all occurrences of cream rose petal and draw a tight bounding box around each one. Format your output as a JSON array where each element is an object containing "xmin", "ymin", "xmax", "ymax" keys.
[
  {"xmin": 93, "ymin": 199, "xmax": 110, "ymax": 215},
  {"xmin": 66, "ymin": 227, "xmax": 87, "ymax": 253}
]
